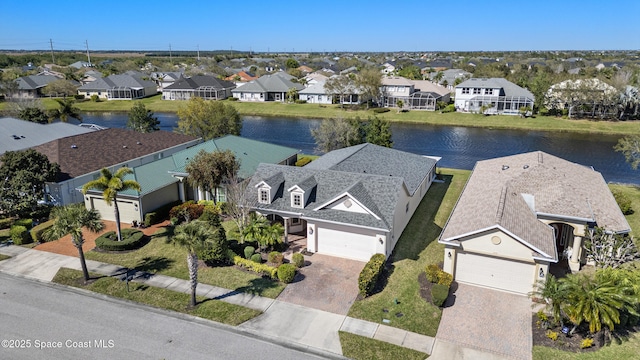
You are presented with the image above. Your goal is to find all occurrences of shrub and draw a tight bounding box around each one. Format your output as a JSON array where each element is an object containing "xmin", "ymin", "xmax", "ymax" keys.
[
  {"xmin": 227, "ymin": 97, "xmax": 239, "ymax": 101},
  {"xmin": 95, "ymin": 229, "xmax": 146, "ymax": 251},
  {"xmin": 425, "ymin": 264, "xmax": 440, "ymax": 283},
  {"xmin": 611, "ymin": 188, "xmax": 633, "ymax": 215},
  {"xmin": 0, "ymin": 218, "xmax": 14, "ymax": 230},
  {"xmin": 372, "ymin": 107, "xmax": 390, "ymax": 113},
  {"xmin": 277, "ymin": 263, "xmax": 296, "ymax": 283},
  {"xmin": 10, "ymin": 225, "xmax": 31, "ymax": 245},
  {"xmin": 437, "ymin": 271, "xmax": 453, "ymax": 287},
  {"xmin": 233, "ymin": 255, "xmax": 277, "ymax": 279},
  {"xmin": 14, "ymin": 218, "xmax": 33, "ymax": 230},
  {"xmin": 169, "ymin": 201, "xmax": 205, "ymax": 223},
  {"xmin": 545, "ymin": 330, "xmax": 559, "ymax": 341},
  {"xmin": 295, "ymin": 157, "xmax": 312, "ymax": 167},
  {"xmin": 268, "ymin": 251, "xmax": 284, "ymax": 265},
  {"xmin": 441, "ymin": 104, "xmax": 456, "ymax": 113},
  {"xmin": 225, "ymin": 249, "xmax": 237, "ymax": 262},
  {"xmin": 358, "ymin": 253, "xmax": 386, "ymax": 297},
  {"xmin": 198, "ymin": 232, "xmax": 229, "ymax": 266},
  {"xmin": 90, "ymin": 94, "xmax": 100, "ymax": 102},
  {"xmin": 31, "ymin": 219, "xmax": 56, "ymax": 243},
  {"xmin": 244, "ymin": 245, "xmax": 256, "ymax": 259},
  {"xmin": 149, "ymin": 200, "xmax": 182, "ymax": 223},
  {"xmin": 294, "ymin": 99, "xmax": 307, "ymax": 104},
  {"xmin": 144, "ymin": 212, "xmax": 157, "ymax": 227},
  {"xmin": 74, "ymin": 94, "xmax": 85, "ymax": 100},
  {"xmin": 580, "ymin": 338, "xmax": 594, "ymax": 349},
  {"xmin": 251, "ymin": 253, "xmax": 262, "ymax": 263},
  {"xmin": 431, "ymin": 283, "xmax": 449, "ymax": 307},
  {"xmin": 292, "ymin": 253, "xmax": 304, "ymax": 268}
]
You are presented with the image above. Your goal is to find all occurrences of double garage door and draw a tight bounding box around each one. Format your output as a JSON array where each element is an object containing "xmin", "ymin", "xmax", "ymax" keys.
[
  {"xmin": 455, "ymin": 252, "xmax": 536, "ymax": 295},
  {"xmin": 90, "ymin": 197, "xmax": 139, "ymax": 224},
  {"xmin": 316, "ymin": 227, "xmax": 374, "ymax": 262}
]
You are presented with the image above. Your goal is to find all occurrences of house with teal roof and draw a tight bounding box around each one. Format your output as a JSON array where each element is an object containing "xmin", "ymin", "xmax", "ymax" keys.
[{"xmin": 83, "ymin": 135, "xmax": 299, "ymax": 224}]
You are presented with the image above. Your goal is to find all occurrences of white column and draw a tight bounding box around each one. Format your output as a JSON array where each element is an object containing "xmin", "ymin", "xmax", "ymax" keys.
[
  {"xmin": 570, "ymin": 236, "xmax": 581, "ymax": 263},
  {"xmin": 178, "ymin": 180, "xmax": 185, "ymax": 202},
  {"xmin": 283, "ymin": 218, "xmax": 289, "ymax": 244}
]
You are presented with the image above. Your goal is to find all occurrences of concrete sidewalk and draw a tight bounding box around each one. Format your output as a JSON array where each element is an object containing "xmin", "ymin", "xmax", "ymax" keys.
[{"xmin": 0, "ymin": 245, "xmax": 435, "ymax": 357}]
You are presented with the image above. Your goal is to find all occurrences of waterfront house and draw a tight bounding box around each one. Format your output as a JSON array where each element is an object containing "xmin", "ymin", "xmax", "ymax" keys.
[
  {"xmin": 162, "ymin": 75, "xmax": 235, "ymax": 101},
  {"xmin": 454, "ymin": 78, "xmax": 534, "ymax": 115}
]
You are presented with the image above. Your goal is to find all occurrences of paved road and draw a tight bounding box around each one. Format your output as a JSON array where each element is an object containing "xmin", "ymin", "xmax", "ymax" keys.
[{"xmin": 0, "ymin": 273, "xmax": 333, "ymax": 360}]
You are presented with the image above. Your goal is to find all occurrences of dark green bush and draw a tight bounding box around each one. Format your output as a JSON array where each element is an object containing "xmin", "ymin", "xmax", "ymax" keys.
[
  {"xmin": 425, "ymin": 264, "xmax": 440, "ymax": 283},
  {"xmin": 225, "ymin": 249, "xmax": 238, "ymax": 262},
  {"xmin": 277, "ymin": 263, "xmax": 296, "ymax": 283},
  {"xmin": 74, "ymin": 94, "xmax": 85, "ymax": 100},
  {"xmin": 169, "ymin": 201, "xmax": 205, "ymax": 223},
  {"xmin": 90, "ymin": 94, "xmax": 100, "ymax": 102},
  {"xmin": 611, "ymin": 188, "xmax": 634, "ymax": 215},
  {"xmin": 0, "ymin": 218, "xmax": 14, "ymax": 230},
  {"xmin": 10, "ymin": 225, "xmax": 31, "ymax": 245},
  {"xmin": 358, "ymin": 253, "xmax": 386, "ymax": 297},
  {"xmin": 441, "ymin": 104, "xmax": 455, "ymax": 113},
  {"xmin": 372, "ymin": 107, "xmax": 390, "ymax": 113},
  {"xmin": 268, "ymin": 251, "xmax": 284, "ymax": 265},
  {"xmin": 227, "ymin": 97, "xmax": 239, "ymax": 101},
  {"xmin": 144, "ymin": 212, "xmax": 156, "ymax": 227},
  {"xmin": 294, "ymin": 99, "xmax": 307, "ymax": 104},
  {"xmin": 31, "ymin": 219, "xmax": 55, "ymax": 243},
  {"xmin": 95, "ymin": 229, "xmax": 146, "ymax": 251},
  {"xmin": 431, "ymin": 284, "xmax": 450, "ymax": 307},
  {"xmin": 295, "ymin": 157, "xmax": 312, "ymax": 167},
  {"xmin": 431, "ymin": 284, "xmax": 449, "ymax": 307},
  {"xmin": 244, "ymin": 245, "xmax": 255, "ymax": 259},
  {"xmin": 150, "ymin": 200, "xmax": 182, "ymax": 223},
  {"xmin": 14, "ymin": 218, "xmax": 33, "ymax": 230},
  {"xmin": 292, "ymin": 253, "xmax": 304, "ymax": 268},
  {"xmin": 251, "ymin": 253, "xmax": 262, "ymax": 263}
]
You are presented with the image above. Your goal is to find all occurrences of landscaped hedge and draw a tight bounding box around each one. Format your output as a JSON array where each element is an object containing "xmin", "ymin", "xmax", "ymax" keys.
[
  {"xmin": 277, "ymin": 263, "xmax": 296, "ymax": 283},
  {"xmin": 95, "ymin": 229, "xmax": 146, "ymax": 251},
  {"xmin": 372, "ymin": 108, "xmax": 390, "ymax": 113},
  {"xmin": 0, "ymin": 218, "xmax": 14, "ymax": 230},
  {"xmin": 358, "ymin": 253, "xmax": 386, "ymax": 297},
  {"xmin": 14, "ymin": 218, "xmax": 33, "ymax": 230},
  {"xmin": 292, "ymin": 252, "xmax": 304, "ymax": 268},
  {"xmin": 268, "ymin": 251, "xmax": 284, "ymax": 265},
  {"xmin": 425, "ymin": 264, "xmax": 440, "ymax": 282},
  {"xmin": 244, "ymin": 246, "xmax": 256, "ymax": 259},
  {"xmin": 145, "ymin": 200, "xmax": 182, "ymax": 226},
  {"xmin": 233, "ymin": 255, "xmax": 277, "ymax": 279},
  {"xmin": 10, "ymin": 225, "xmax": 31, "ymax": 245},
  {"xmin": 295, "ymin": 157, "xmax": 312, "ymax": 167},
  {"xmin": 251, "ymin": 253, "xmax": 262, "ymax": 263},
  {"xmin": 437, "ymin": 270, "xmax": 453, "ymax": 287},
  {"xmin": 169, "ymin": 201, "xmax": 205, "ymax": 223},
  {"xmin": 431, "ymin": 284, "xmax": 449, "ymax": 307},
  {"xmin": 31, "ymin": 219, "xmax": 56, "ymax": 243}
]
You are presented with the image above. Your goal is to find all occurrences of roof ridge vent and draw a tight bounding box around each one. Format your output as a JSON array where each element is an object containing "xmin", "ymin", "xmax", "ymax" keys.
[
  {"xmin": 538, "ymin": 152, "xmax": 544, "ymax": 163},
  {"xmin": 496, "ymin": 186, "xmax": 507, "ymax": 222}
]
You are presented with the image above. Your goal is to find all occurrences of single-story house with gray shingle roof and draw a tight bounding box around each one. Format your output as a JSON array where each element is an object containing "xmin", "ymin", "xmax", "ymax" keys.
[
  {"xmin": 77, "ymin": 74, "xmax": 157, "ymax": 100},
  {"xmin": 439, "ymin": 151, "xmax": 630, "ymax": 295},
  {"xmin": 299, "ymin": 82, "xmax": 332, "ymax": 104},
  {"xmin": 162, "ymin": 75, "xmax": 235, "ymax": 101},
  {"xmin": 13, "ymin": 74, "xmax": 61, "ymax": 98},
  {"xmin": 0, "ymin": 117, "xmax": 95, "ymax": 155},
  {"xmin": 455, "ymin": 78, "xmax": 534, "ymax": 115},
  {"xmin": 231, "ymin": 72, "xmax": 304, "ymax": 102},
  {"xmin": 248, "ymin": 143, "xmax": 438, "ymax": 261},
  {"xmin": 84, "ymin": 135, "xmax": 299, "ymax": 224}
]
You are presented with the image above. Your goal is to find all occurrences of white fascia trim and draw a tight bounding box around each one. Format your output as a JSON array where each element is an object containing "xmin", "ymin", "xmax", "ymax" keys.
[
  {"xmin": 287, "ymin": 185, "xmax": 304, "ymax": 193},
  {"xmin": 536, "ymin": 212, "xmax": 593, "ymax": 223},
  {"xmin": 313, "ymin": 192, "xmax": 381, "ymax": 220},
  {"xmin": 254, "ymin": 181, "xmax": 270, "ymax": 189},
  {"xmin": 302, "ymin": 216, "xmax": 389, "ymax": 233}
]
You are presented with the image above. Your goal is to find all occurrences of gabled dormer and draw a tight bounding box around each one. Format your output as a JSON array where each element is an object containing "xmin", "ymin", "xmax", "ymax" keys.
[
  {"xmin": 287, "ymin": 175, "xmax": 317, "ymax": 209},
  {"xmin": 254, "ymin": 172, "xmax": 284, "ymax": 204},
  {"xmin": 313, "ymin": 181, "xmax": 382, "ymax": 220}
]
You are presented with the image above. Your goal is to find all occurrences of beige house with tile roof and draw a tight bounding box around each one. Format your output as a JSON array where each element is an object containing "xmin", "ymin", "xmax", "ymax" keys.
[{"xmin": 439, "ymin": 151, "xmax": 630, "ymax": 295}]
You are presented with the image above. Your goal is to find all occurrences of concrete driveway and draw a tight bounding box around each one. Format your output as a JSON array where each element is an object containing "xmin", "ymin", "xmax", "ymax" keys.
[
  {"xmin": 434, "ymin": 283, "xmax": 532, "ymax": 360},
  {"xmin": 276, "ymin": 253, "xmax": 365, "ymax": 315}
]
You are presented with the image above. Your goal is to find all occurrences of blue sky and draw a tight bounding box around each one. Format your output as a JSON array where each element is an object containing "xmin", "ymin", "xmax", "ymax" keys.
[{"xmin": 1, "ymin": 0, "xmax": 638, "ymax": 52}]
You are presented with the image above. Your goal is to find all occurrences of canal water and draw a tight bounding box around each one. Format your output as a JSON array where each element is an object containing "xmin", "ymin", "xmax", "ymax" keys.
[{"xmin": 78, "ymin": 112, "xmax": 638, "ymax": 184}]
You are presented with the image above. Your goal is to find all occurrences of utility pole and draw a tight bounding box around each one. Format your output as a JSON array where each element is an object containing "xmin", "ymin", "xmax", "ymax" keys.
[
  {"xmin": 197, "ymin": 45, "xmax": 200, "ymax": 62},
  {"xmin": 49, "ymin": 39, "xmax": 55, "ymax": 64},
  {"xmin": 169, "ymin": 44, "xmax": 172, "ymax": 64},
  {"xmin": 85, "ymin": 40, "xmax": 91, "ymax": 65}
]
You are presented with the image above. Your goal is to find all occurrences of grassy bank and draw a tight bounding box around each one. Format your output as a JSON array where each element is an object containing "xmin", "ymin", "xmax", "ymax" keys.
[
  {"xmin": 52, "ymin": 268, "xmax": 260, "ymax": 326},
  {"xmin": 339, "ymin": 332, "xmax": 427, "ymax": 360},
  {"xmin": 4, "ymin": 95, "xmax": 639, "ymax": 136}
]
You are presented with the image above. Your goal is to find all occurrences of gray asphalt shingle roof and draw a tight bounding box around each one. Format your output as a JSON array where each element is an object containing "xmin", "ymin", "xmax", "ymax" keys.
[
  {"xmin": 440, "ymin": 151, "xmax": 631, "ymax": 261},
  {"xmin": 16, "ymin": 75, "xmax": 59, "ymax": 90},
  {"xmin": 232, "ymin": 73, "xmax": 304, "ymax": 93},
  {"xmin": 456, "ymin": 78, "xmax": 534, "ymax": 99},
  {"xmin": 0, "ymin": 117, "xmax": 95, "ymax": 154},
  {"xmin": 164, "ymin": 75, "xmax": 235, "ymax": 90},
  {"xmin": 78, "ymin": 74, "xmax": 155, "ymax": 91}
]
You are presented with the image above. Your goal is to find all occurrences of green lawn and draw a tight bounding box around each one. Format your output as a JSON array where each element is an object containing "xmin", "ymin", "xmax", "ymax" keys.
[
  {"xmin": 533, "ymin": 333, "xmax": 640, "ymax": 360},
  {"xmin": 339, "ymin": 332, "xmax": 428, "ymax": 360},
  {"xmin": 52, "ymin": 268, "xmax": 260, "ymax": 326},
  {"xmin": 0, "ymin": 254, "xmax": 10, "ymax": 261},
  {"xmin": 84, "ymin": 227, "xmax": 286, "ymax": 299},
  {"xmin": 0, "ymin": 228, "xmax": 10, "ymax": 243},
  {"xmin": 6, "ymin": 95, "xmax": 640, "ymax": 136},
  {"xmin": 608, "ymin": 184, "xmax": 640, "ymax": 236},
  {"xmin": 347, "ymin": 168, "xmax": 470, "ymax": 337}
]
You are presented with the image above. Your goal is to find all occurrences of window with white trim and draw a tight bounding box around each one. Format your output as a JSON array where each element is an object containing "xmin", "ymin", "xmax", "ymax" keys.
[
  {"xmin": 485, "ymin": 89, "xmax": 494, "ymax": 95},
  {"xmin": 259, "ymin": 189, "xmax": 270, "ymax": 204},
  {"xmin": 292, "ymin": 193, "xmax": 302, "ymax": 208},
  {"xmin": 461, "ymin": 88, "xmax": 470, "ymax": 94},
  {"xmin": 473, "ymin": 88, "xmax": 481, "ymax": 95}
]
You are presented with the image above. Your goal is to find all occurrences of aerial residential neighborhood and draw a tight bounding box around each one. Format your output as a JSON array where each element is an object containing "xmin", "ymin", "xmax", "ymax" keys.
[{"xmin": 1, "ymin": 2, "xmax": 640, "ymax": 360}]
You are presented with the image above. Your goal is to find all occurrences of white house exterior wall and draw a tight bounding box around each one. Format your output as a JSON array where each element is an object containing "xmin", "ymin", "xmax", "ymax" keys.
[
  {"xmin": 78, "ymin": 90, "xmax": 108, "ymax": 99},
  {"xmin": 300, "ymin": 94, "xmax": 332, "ymax": 104},
  {"xmin": 233, "ymin": 92, "xmax": 266, "ymax": 102},
  {"xmin": 391, "ymin": 172, "xmax": 434, "ymax": 252},
  {"xmin": 306, "ymin": 220, "xmax": 386, "ymax": 261}
]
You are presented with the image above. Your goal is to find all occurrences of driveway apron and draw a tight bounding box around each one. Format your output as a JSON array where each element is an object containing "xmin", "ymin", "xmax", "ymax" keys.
[{"xmin": 435, "ymin": 283, "xmax": 532, "ymax": 360}]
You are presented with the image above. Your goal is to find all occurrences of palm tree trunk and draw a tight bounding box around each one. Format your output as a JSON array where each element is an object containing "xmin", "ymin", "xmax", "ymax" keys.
[
  {"xmin": 113, "ymin": 196, "xmax": 122, "ymax": 241},
  {"xmin": 74, "ymin": 236, "xmax": 90, "ymax": 282},
  {"xmin": 187, "ymin": 252, "xmax": 198, "ymax": 307}
]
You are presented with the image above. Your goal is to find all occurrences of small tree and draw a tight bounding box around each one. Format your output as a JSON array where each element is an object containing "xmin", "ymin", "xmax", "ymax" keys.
[
  {"xmin": 286, "ymin": 87, "xmax": 299, "ymax": 103},
  {"xmin": 127, "ymin": 102, "xmax": 160, "ymax": 133},
  {"xmin": 18, "ymin": 107, "xmax": 49, "ymax": 124},
  {"xmin": 185, "ymin": 149, "xmax": 240, "ymax": 204},
  {"xmin": 396, "ymin": 99, "xmax": 404, "ymax": 113},
  {"xmin": 529, "ymin": 275, "xmax": 567, "ymax": 327},
  {"xmin": 43, "ymin": 79, "xmax": 78, "ymax": 98},
  {"xmin": 48, "ymin": 98, "xmax": 82, "ymax": 122},
  {"xmin": 365, "ymin": 116, "xmax": 393, "ymax": 148},
  {"xmin": 170, "ymin": 220, "xmax": 215, "ymax": 307},
  {"xmin": 614, "ymin": 135, "xmax": 640, "ymax": 170},
  {"xmin": 242, "ymin": 213, "xmax": 284, "ymax": 253},
  {"xmin": 311, "ymin": 117, "xmax": 364, "ymax": 153},
  {"xmin": 583, "ymin": 227, "xmax": 639, "ymax": 268},
  {"xmin": 176, "ymin": 97, "xmax": 241, "ymax": 140}
]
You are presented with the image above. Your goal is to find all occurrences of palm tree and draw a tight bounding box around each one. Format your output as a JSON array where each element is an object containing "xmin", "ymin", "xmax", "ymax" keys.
[
  {"xmin": 562, "ymin": 271, "xmax": 638, "ymax": 338},
  {"xmin": 44, "ymin": 204, "xmax": 104, "ymax": 282},
  {"xmin": 49, "ymin": 98, "xmax": 82, "ymax": 122},
  {"xmin": 529, "ymin": 275, "xmax": 566, "ymax": 326},
  {"xmin": 170, "ymin": 220, "xmax": 215, "ymax": 307},
  {"xmin": 396, "ymin": 99, "xmax": 404, "ymax": 113},
  {"xmin": 82, "ymin": 167, "xmax": 141, "ymax": 242},
  {"xmin": 241, "ymin": 214, "xmax": 283, "ymax": 253}
]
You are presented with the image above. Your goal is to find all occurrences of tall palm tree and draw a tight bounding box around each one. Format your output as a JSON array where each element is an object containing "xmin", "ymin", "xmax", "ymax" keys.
[
  {"xmin": 241, "ymin": 214, "xmax": 283, "ymax": 253},
  {"xmin": 44, "ymin": 204, "xmax": 104, "ymax": 281},
  {"xmin": 170, "ymin": 220, "xmax": 215, "ymax": 307},
  {"xmin": 82, "ymin": 167, "xmax": 141, "ymax": 242}
]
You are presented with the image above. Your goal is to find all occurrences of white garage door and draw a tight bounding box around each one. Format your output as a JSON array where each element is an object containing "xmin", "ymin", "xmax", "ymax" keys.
[
  {"xmin": 317, "ymin": 227, "xmax": 373, "ymax": 261},
  {"xmin": 455, "ymin": 252, "xmax": 535, "ymax": 295},
  {"xmin": 90, "ymin": 198, "xmax": 139, "ymax": 224}
]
